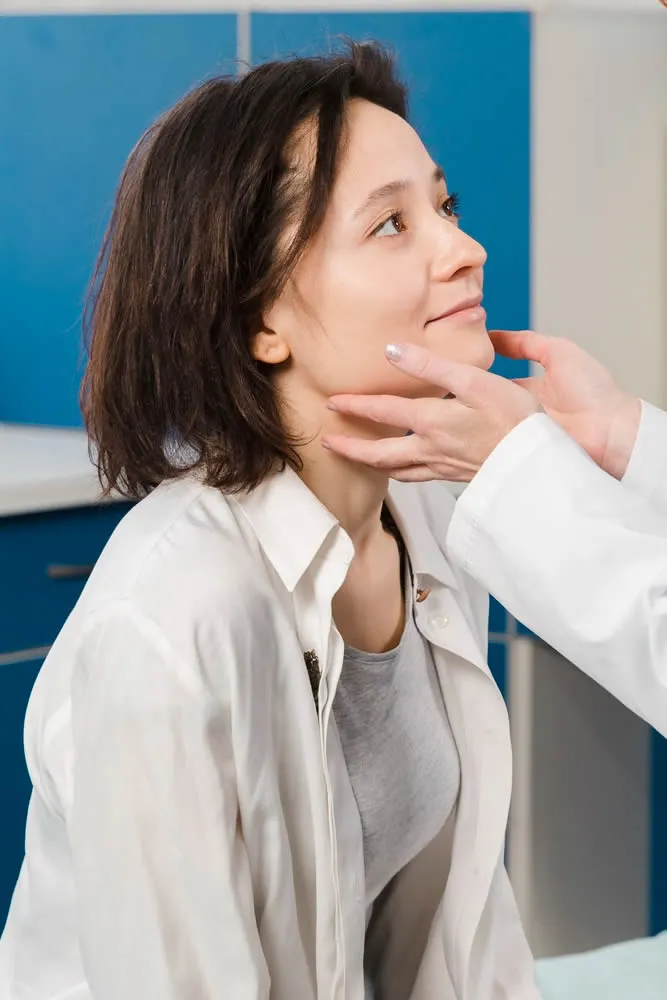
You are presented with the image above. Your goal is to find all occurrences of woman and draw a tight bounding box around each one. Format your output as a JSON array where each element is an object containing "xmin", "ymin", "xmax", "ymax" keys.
[{"xmin": 0, "ymin": 43, "xmax": 539, "ymax": 1000}]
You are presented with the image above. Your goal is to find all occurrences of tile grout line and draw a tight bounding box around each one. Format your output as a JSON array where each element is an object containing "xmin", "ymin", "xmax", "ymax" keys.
[{"xmin": 236, "ymin": 8, "xmax": 251, "ymax": 74}]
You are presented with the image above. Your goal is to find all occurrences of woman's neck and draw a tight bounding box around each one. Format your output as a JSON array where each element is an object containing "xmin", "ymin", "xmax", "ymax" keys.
[
  {"xmin": 285, "ymin": 393, "xmax": 406, "ymax": 652},
  {"xmin": 278, "ymin": 380, "xmax": 402, "ymax": 554},
  {"xmin": 297, "ymin": 438, "xmax": 389, "ymax": 557}
]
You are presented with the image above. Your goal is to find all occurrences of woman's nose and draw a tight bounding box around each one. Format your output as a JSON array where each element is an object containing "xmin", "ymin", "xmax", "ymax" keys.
[{"xmin": 432, "ymin": 224, "xmax": 487, "ymax": 281}]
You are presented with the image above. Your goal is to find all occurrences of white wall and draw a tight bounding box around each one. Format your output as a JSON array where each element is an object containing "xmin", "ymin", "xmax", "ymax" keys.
[
  {"xmin": 532, "ymin": 9, "xmax": 667, "ymax": 403},
  {"xmin": 510, "ymin": 9, "xmax": 667, "ymax": 957}
]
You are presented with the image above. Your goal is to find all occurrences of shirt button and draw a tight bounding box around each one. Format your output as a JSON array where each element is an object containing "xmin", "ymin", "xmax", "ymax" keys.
[{"xmin": 428, "ymin": 614, "xmax": 450, "ymax": 629}]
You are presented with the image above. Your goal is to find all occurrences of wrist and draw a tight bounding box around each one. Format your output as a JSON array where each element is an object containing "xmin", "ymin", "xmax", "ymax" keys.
[{"xmin": 601, "ymin": 394, "xmax": 642, "ymax": 480}]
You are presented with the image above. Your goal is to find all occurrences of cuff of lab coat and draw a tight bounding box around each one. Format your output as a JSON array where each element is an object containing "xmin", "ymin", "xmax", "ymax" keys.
[
  {"xmin": 446, "ymin": 413, "xmax": 574, "ymax": 573},
  {"xmin": 622, "ymin": 400, "xmax": 667, "ymax": 513}
]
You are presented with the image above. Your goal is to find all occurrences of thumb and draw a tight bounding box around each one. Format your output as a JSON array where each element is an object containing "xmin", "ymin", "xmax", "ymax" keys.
[
  {"xmin": 490, "ymin": 329, "xmax": 552, "ymax": 367},
  {"xmin": 512, "ymin": 376, "xmax": 540, "ymax": 393},
  {"xmin": 385, "ymin": 342, "xmax": 490, "ymax": 404}
]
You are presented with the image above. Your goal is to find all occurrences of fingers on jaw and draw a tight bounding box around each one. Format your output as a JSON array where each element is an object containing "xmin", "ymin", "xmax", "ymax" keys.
[
  {"xmin": 490, "ymin": 328, "xmax": 551, "ymax": 363},
  {"xmin": 322, "ymin": 435, "xmax": 419, "ymax": 471},
  {"xmin": 328, "ymin": 396, "xmax": 414, "ymax": 429}
]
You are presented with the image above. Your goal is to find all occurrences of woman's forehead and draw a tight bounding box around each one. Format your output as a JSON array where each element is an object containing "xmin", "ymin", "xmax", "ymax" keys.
[
  {"xmin": 334, "ymin": 104, "xmax": 441, "ymax": 209},
  {"xmin": 285, "ymin": 99, "xmax": 431, "ymax": 186}
]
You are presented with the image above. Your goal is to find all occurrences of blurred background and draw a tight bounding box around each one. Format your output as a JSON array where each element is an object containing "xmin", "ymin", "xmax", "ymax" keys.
[{"xmin": 0, "ymin": 0, "xmax": 666, "ymax": 967}]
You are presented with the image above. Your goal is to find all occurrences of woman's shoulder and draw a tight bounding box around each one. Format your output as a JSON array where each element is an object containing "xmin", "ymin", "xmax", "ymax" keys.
[
  {"xmin": 27, "ymin": 479, "xmax": 281, "ymax": 784},
  {"xmin": 67, "ymin": 478, "xmax": 279, "ymax": 670},
  {"xmin": 95, "ymin": 478, "xmax": 266, "ymax": 592}
]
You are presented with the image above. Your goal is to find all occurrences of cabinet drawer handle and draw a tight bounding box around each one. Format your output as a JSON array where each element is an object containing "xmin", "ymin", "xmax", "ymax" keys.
[
  {"xmin": 46, "ymin": 564, "xmax": 95, "ymax": 581},
  {"xmin": 0, "ymin": 645, "xmax": 51, "ymax": 667}
]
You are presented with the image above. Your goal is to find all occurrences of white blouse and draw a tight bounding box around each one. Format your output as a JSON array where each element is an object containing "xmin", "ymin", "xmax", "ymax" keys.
[{"xmin": 0, "ymin": 468, "xmax": 539, "ymax": 1000}]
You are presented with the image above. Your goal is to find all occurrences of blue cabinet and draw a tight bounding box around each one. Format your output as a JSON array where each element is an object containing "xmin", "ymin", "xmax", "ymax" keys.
[
  {"xmin": 0, "ymin": 14, "xmax": 237, "ymax": 427},
  {"xmin": 0, "ymin": 657, "xmax": 42, "ymax": 924},
  {"xmin": 488, "ymin": 639, "xmax": 507, "ymax": 695},
  {"xmin": 489, "ymin": 596, "xmax": 508, "ymax": 636},
  {"xmin": 651, "ymin": 733, "xmax": 667, "ymax": 932},
  {"xmin": 0, "ymin": 502, "xmax": 133, "ymax": 656}
]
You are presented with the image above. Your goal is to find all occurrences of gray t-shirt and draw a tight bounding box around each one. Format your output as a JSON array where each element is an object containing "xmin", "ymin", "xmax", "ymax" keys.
[{"xmin": 333, "ymin": 578, "xmax": 461, "ymax": 997}]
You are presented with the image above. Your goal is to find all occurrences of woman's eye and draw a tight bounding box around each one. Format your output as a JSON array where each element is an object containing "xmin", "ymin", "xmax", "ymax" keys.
[
  {"xmin": 439, "ymin": 192, "xmax": 460, "ymax": 219},
  {"xmin": 372, "ymin": 194, "xmax": 460, "ymax": 238},
  {"xmin": 372, "ymin": 212, "xmax": 405, "ymax": 238}
]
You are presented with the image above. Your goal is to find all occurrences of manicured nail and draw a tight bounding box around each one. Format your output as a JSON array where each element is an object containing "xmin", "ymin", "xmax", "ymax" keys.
[{"xmin": 385, "ymin": 343, "xmax": 403, "ymax": 362}]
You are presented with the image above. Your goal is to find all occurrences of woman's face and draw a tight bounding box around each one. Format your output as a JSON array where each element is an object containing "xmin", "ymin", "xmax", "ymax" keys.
[{"xmin": 256, "ymin": 98, "xmax": 493, "ymax": 404}]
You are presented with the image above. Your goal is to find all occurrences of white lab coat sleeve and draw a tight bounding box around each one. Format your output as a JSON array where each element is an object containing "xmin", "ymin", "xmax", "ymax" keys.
[
  {"xmin": 67, "ymin": 602, "xmax": 269, "ymax": 1000},
  {"xmin": 622, "ymin": 400, "xmax": 667, "ymax": 515},
  {"xmin": 446, "ymin": 413, "xmax": 667, "ymax": 737}
]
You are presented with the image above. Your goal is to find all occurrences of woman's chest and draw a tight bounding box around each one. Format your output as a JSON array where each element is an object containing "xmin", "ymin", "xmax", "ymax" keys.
[{"xmin": 333, "ymin": 612, "xmax": 461, "ymax": 908}]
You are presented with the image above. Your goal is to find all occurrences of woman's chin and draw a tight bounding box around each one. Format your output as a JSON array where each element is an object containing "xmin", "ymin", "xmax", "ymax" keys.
[
  {"xmin": 451, "ymin": 334, "xmax": 496, "ymax": 373},
  {"xmin": 478, "ymin": 341, "xmax": 496, "ymax": 372},
  {"xmin": 457, "ymin": 328, "xmax": 495, "ymax": 368},
  {"xmin": 420, "ymin": 329, "xmax": 495, "ymax": 375}
]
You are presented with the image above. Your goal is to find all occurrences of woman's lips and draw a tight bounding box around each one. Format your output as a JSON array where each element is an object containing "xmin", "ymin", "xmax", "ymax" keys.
[{"xmin": 428, "ymin": 304, "xmax": 486, "ymax": 325}]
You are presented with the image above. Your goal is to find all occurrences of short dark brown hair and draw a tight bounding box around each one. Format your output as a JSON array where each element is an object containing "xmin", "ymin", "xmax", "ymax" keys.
[{"xmin": 81, "ymin": 41, "xmax": 408, "ymax": 498}]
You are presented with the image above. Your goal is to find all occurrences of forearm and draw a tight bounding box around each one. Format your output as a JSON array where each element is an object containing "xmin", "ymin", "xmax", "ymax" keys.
[
  {"xmin": 621, "ymin": 400, "xmax": 667, "ymax": 516},
  {"xmin": 447, "ymin": 414, "xmax": 667, "ymax": 736}
]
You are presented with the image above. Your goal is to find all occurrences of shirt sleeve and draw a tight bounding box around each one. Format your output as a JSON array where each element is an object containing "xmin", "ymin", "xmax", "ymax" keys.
[
  {"xmin": 67, "ymin": 602, "xmax": 269, "ymax": 1000},
  {"xmin": 622, "ymin": 400, "xmax": 667, "ymax": 516},
  {"xmin": 446, "ymin": 413, "xmax": 667, "ymax": 737}
]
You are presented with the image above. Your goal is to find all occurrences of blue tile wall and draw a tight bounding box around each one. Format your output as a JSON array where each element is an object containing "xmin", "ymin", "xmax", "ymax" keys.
[
  {"xmin": 1, "ymin": 11, "xmax": 531, "ymax": 415},
  {"xmin": 0, "ymin": 14, "xmax": 236, "ymax": 426}
]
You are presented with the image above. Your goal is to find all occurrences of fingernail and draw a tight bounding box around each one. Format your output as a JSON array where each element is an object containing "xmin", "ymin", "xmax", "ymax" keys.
[
  {"xmin": 385, "ymin": 343, "xmax": 403, "ymax": 362},
  {"xmin": 326, "ymin": 402, "xmax": 338, "ymax": 411},
  {"xmin": 321, "ymin": 439, "xmax": 332, "ymax": 450}
]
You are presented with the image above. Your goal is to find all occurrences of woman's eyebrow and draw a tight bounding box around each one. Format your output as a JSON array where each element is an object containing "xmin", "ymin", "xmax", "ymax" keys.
[{"xmin": 353, "ymin": 164, "xmax": 447, "ymax": 220}]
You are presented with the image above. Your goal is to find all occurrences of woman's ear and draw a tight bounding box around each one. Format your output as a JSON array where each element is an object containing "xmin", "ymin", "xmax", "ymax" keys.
[
  {"xmin": 250, "ymin": 326, "xmax": 291, "ymax": 365},
  {"xmin": 251, "ymin": 298, "xmax": 292, "ymax": 365}
]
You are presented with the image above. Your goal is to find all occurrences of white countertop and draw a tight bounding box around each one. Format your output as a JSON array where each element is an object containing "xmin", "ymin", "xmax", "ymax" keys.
[
  {"xmin": 0, "ymin": 423, "xmax": 113, "ymax": 517},
  {"xmin": 0, "ymin": 421, "xmax": 468, "ymax": 519}
]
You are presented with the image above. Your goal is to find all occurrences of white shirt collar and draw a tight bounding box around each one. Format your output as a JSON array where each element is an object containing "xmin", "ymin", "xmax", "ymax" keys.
[
  {"xmin": 232, "ymin": 467, "xmax": 459, "ymax": 594},
  {"xmin": 231, "ymin": 466, "xmax": 350, "ymax": 593}
]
